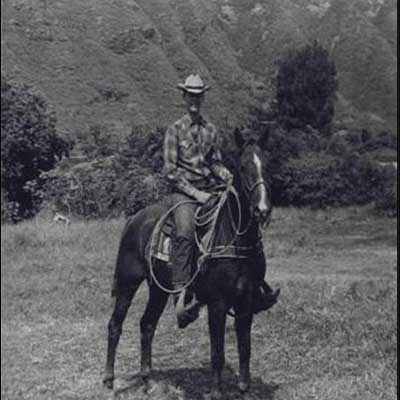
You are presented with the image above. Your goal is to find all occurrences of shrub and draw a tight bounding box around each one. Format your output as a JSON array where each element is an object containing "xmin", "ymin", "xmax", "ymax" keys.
[
  {"xmin": 37, "ymin": 127, "xmax": 170, "ymax": 219},
  {"xmin": 120, "ymin": 126, "xmax": 165, "ymax": 172},
  {"xmin": 247, "ymin": 105, "xmax": 396, "ymax": 211},
  {"xmin": 1, "ymin": 74, "xmax": 72, "ymax": 219},
  {"xmin": 38, "ymin": 157, "xmax": 122, "ymax": 219},
  {"xmin": 120, "ymin": 168, "xmax": 169, "ymax": 216},
  {"xmin": 275, "ymin": 41, "xmax": 338, "ymax": 132},
  {"xmin": 76, "ymin": 124, "xmax": 120, "ymax": 160},
  {"xmin": 327, "ymin": 128, "xmax": 397, "ymax": 160},
  {"xmin": 373, "ymin": 168, "xmax": 397, "ymax": 216},
  {"xmin": 276, "ymin": 150, "xmax": 397, "ymax": 208},
  {"xmin": 1, "ymin": 188, "xmax": 20, "ymax": 223},
  {"xmin": 277, "ymin": 152, "xmax": 344, "ymax": 207}
]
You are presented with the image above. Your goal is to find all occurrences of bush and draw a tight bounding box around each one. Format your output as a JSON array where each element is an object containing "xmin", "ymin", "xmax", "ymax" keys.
[
  {"xmin": 275, "ymin": 41, "xmax": 338, "ymax": 132},
  {"xmin": 1, "ymin": 74, "xmax": 72, "ymax": 220},
  {"xmin": 277, "ymin": 152, "xmax": 344, "ymax": 207},
  {"xmin": 120, "ymin": 126, "xmax": 165, "ymax": 172},
  {"xmin": 247, "ymin": 105, "xmax": 396, "ymax": 211},
  {"xmin": 276, "ymin": 150, "xmax": 397, "ymax": 208},
  {"xmin": 373, "ymin": 168, "xmax": 397, "ymax": 216},
  {"xmin": 120, "ymin": 167, "xmax": 169, "ymax": 216},
  {"xmin": 76, "ymin": 125, "xmax": 120, "ymax": 160},
  {"xmin": 37, "ymin": 127, "xmax": 170, "ymax": 219},
  {"xmin": 1, "ymin": 188, "xmax": 20, "ymax": 223},
  {"xmin": 257, "ymin": 124, "xmax": 326, "ymax": 204},
  {"xmin": 327, "ymin": 128, "xmax": 397, "ymax": 160}
]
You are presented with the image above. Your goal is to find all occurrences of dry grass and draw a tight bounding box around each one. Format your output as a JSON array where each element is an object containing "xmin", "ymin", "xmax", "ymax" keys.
[{"xmin": 1, "ymin": 207, "xmax": 397, "ymax": 399}]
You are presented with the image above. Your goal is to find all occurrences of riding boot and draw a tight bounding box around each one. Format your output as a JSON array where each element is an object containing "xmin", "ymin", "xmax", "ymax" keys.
[
  {"xmin": 253, "ymin": 281, "xmax": 280, "ymax": 314},
  {"xmin": 170, "ymin": 236, "xmax": 201, "ymax": 328},
  {"xmin": 173, "ymin": 289, "xmax": 201, "ymax": 329}
]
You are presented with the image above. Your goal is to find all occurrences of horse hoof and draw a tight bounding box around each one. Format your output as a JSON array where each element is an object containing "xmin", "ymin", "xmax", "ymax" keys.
[
  {"xmin": 238, "ymin": 380, "xmax": 250, "ymax": 393},
  {"xmin": 102, "ymin": 374, "xmax": 114, "ymax": 390},
  {"xmin": 210, "ymin": 388, "xmax": 223, "ymax": 400},
  {"xmin": 140, "ymin": 366, "xmax": 151, "ymax": 380}
]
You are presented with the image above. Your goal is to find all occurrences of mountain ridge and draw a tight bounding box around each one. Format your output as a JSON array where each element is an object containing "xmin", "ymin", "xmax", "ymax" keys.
[{"xmin": 1, "ymin": 0, "xmax": 397, "ymax": 137}]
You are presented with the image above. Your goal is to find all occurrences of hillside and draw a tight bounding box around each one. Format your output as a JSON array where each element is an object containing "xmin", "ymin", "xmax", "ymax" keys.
[{"xmin": 1, "ymin": 0, "xmax": 397, "ymax": 139}]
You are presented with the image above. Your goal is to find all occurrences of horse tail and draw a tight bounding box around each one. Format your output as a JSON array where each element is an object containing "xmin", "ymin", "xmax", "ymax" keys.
[
  {"xmin": 111, "ymin": 276, "xmax": 118, "ymax": 298},
  {"xmin": 110, "ymin": 216, "xmax": 134, "ymax": 298},
  {"xmin": 110, "ymin": 211, "xmax": 148, "ymax": 297}
]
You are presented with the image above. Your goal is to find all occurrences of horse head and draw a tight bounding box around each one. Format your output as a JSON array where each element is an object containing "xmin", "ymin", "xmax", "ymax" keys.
[{"xmin": 233, "ymin": 127, "xmax": 272, "ymax": 228}]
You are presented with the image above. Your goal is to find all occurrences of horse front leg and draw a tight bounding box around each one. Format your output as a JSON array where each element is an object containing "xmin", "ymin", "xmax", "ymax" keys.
[
  {"xmin": 234, "ymin": 314, "xmax": 253, "ymax": 393},
  {"xmin": 233, "ymin": 282, "xmax": 254, "ymax": 394},
  {"xmin": 140, "ymin": 284, "xmax": 169, "ymax": 382},
  {"xmin": 208, "ymin": 298, "xmax": 227, "ymax": 400}
]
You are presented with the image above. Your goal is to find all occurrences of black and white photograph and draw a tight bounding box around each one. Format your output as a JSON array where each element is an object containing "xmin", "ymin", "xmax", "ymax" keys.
[{"xmin": 1, "ymin": 1, "xmax": 397, "ymax": 399}]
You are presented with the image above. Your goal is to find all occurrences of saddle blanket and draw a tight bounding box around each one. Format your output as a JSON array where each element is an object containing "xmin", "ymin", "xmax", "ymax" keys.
[{"xmin": 154, "ymin": 231, "xmax": 172, "ymax": 262}]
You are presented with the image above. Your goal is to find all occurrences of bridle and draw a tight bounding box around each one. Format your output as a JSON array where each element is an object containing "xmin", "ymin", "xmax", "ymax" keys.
[
  {"xmin": 245, "ymin": 178, "xmax": 268, "ymax": 195},
  {"xmin": 241, "ymin": 177, "xmax": 272, "ymax": 230}
]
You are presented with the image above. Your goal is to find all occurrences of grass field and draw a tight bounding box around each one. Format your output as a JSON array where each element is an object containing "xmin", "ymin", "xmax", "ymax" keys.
[{"xmin": 1, "ymin": 207, "xmax": 397, "ymax": 400}]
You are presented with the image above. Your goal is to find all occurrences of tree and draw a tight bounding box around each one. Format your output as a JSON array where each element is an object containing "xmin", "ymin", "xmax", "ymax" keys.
[
  {"xmin": 1, "ymin": 74, "xmax": 72, "ymax": 219},
  {"xmin": 275, "ymin": 41, "xmax": 338, "ymax": 132}
]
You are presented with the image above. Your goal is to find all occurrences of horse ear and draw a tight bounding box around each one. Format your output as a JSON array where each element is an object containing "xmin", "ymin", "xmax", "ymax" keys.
[
  {"xmin": 257, "ymin": 123, "xmax": 273, "ymax": 149},
  {"xmin": 234, "ymin": 128, "xmax": 245, "ymax": 149},
  {"xmin": 258, "ymin": 130, "xmax": 270, "ymax": 149}
]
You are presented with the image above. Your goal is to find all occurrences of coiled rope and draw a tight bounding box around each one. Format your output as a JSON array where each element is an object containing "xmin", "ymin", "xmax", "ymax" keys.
[{"xmin": 148, "ymin": 185, "xmax": 246, "ymax": 294}]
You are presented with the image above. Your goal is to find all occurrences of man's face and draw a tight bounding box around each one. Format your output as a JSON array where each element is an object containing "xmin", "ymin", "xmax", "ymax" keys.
[{"xmin": 183, "ymin": 92, "xmax": 204, "ymax": 118}]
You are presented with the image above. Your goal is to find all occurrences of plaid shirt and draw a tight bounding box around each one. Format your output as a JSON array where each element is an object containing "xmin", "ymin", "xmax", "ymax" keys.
[{"xmin": 163, "ymin": 113, "xmax": 230, "ymax": 199}]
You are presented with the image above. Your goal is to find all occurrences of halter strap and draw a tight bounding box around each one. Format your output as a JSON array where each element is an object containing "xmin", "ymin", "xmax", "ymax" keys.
[
  {"xmin": 241, "ymin": 178, "xmax": 272, "ymax": 230},
  {"xmin": 246, "ymin": 179, "xmax": 267, "ymax": 194}
]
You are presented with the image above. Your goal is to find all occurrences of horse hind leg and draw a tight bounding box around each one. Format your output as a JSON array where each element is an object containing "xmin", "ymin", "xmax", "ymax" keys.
[
  {"xmin": 140, "ymin": 283, "xmax": 169, "ymax": 382},
  {"xmin": 103, "ymin": 280, "xmax": 142, "ymax": 389}
]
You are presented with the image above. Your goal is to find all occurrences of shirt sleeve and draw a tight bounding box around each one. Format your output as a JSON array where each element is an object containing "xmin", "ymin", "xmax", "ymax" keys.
[{"xmin": 163, "ymin": 125, "xmax": 203, "ymax": 199}]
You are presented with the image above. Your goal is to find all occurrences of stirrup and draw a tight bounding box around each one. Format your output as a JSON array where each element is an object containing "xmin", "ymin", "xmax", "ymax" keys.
[{"xmin": 253, "ymin": 286, "xmax": 280, "ymax": 314}]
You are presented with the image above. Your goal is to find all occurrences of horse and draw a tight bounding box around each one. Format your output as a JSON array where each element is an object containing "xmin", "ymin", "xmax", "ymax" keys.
[{"xmin": 103, "ymin": 128, "xmax": 272, "ymax": 399}]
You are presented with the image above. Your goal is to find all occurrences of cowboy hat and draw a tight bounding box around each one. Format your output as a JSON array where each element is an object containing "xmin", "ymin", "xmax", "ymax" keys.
[{"xmin": 178, "ymin": 74, "xmax": 210, "ymax": 94}]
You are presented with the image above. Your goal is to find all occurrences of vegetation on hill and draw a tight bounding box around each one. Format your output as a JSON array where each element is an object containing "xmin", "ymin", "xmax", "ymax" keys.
[
  {"xmin": 34, "ymin": 126, "xmax": 169, "ymax": 220},
  {"xmin": 1, "ymin": 38, "xmax": 397, "ymax": 223},
  {"xmin": 1, "ymin": 74, "xmax": 72, "ymax": 221},
  {"xmin": 1, "ymin": 0, "xmax": 397, "ymax": 135}
]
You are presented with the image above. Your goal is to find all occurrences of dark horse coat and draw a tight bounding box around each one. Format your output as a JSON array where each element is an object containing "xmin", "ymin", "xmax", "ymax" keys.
[{"xmin": 104, "ymin": 135, "xmax": 271, "ymax": 399}]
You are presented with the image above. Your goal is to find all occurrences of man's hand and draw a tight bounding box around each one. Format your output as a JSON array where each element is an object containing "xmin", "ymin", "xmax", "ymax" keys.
[
  {"xmin": 196, "ymin": 191, "xmax": 211, "ymax": 204},
  {"xmin": 219, "ymin": 169, "xmax": 233, "ymax": 185}
]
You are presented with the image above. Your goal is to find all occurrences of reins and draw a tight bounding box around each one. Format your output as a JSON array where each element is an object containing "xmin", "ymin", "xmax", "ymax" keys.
[
  {"xmin": 148, "ymin": 185, "xmax": 248, "ymax": 294},
  {"xmin": 194, "ymin": 185, "xmax": 242, "ymax": 261}
]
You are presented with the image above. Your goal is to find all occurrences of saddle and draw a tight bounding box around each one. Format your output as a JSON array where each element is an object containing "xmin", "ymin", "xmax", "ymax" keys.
[
  {"xmin": 147, "ymin": 199, "xmax": 215, "ymax": 264},
  {"xmin": 146, "ymin": 193, "xmax": 263, "ymax": 265},
  {"xmin": 151, "ymin": 217, "xmax": 174, "ymax": 262}
]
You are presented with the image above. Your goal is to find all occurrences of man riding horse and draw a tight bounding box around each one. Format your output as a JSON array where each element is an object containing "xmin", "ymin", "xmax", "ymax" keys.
[{"xmin": 164, "ymin": 74, "xmax": 280, "ymax": 328}]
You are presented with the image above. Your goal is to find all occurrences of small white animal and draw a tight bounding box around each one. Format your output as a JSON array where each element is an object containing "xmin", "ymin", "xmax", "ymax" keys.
[{"xmin": 52, "ymin": 212, "xmax": 71, "ymax": 225}]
